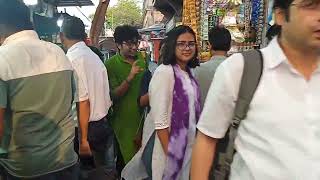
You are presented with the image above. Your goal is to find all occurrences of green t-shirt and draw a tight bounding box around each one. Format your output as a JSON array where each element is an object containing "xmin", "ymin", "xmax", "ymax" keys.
[{"xmin": 105, "ymin": 53, "xmax": 146, "ymax": 163}]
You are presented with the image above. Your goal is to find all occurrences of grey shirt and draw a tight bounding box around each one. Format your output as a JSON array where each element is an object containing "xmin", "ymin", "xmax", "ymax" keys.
[{"xmin": 194, "ymin": 56, "xmax": 226, "ymax": 108}]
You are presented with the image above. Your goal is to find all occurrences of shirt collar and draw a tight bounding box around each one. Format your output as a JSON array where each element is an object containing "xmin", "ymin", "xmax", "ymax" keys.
[
  {"xmin": 67, "ymin": 41, "xmax": 86, "ymax": 54},
  {"xmin": 2, "ymin": 30, "xmax": 39, "ymax": 46},
  {"xmin": 264, "ymin": 37, "xmax": 288, "ymax": 69}
]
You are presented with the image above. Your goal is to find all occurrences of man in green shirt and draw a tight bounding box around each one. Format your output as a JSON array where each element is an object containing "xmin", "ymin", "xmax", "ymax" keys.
[{"xmin": 105, "ymin": 25, "xmax": 146, "ymax": 167}]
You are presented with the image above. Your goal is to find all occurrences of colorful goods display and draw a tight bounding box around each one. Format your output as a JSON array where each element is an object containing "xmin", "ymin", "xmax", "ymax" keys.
[{"xmin": 183, "ymin": 0, "xmax": 269, "ymax": 60}]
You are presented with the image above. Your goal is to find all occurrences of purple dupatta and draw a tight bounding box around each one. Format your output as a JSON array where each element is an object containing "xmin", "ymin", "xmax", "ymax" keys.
[{"xmin": 162, "ymin": 64, "xmax": 201, "ymax": 180}]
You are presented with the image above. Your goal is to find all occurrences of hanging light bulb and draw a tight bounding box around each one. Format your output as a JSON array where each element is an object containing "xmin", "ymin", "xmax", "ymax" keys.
[{"xmin": 23, "ymin": 0, "xmax": 38, "ymax": 6}]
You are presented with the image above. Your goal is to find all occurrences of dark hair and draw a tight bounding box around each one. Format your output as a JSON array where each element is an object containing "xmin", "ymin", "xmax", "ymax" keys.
[
  {"xmin": 114, "ymin": 25, "xmax": 140, "ymax": 44},
  {"xmin": 159, "ymin": 38, "xmax": 167, "ymax": 51},
  {"xmin": 61, "ymin": 16, "xmax": 86, "ymax": 41},
  {"xmin": 162, "ymin": 25, "xmax": 199, "ymax": 68},
  {"xmin": 266, "ymin": 25, "xmax": 281, "ymax": 41},
  {"xmin": 0, "ymin": 0, "xmax": 33, "ymax": 34},
  {"xmin": 273, "ymin": 0, "xmax": 294, "ymax": 10},
  {"xmin": 273, "ymin": 0, "xmax": 292, "ymax": 21},
  {"xmin": 274, "ymin": 0, "xmax": 320, "ymax": 9},
  {"xmin": 208, "ymin": 27, "xmax": 231, "ymax": 51}
]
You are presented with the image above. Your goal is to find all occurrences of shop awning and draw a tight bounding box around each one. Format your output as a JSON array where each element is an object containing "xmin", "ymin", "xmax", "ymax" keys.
[
  {"xmin": 153, "ymin": 0, "xmax": 176, "ymax": 19},
  {"xmin": 44, "ymin": 0, "xmax": 94, "ymax": 7},
  {"xmin": 153, "ymin": 0, "xmax": 182, "ymax": 20}
]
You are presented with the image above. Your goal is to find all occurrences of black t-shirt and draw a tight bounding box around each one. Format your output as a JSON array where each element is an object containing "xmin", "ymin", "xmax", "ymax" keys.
[{"xmin": 138, "ymin": 70, "xmax": 152, "ymax": 112}]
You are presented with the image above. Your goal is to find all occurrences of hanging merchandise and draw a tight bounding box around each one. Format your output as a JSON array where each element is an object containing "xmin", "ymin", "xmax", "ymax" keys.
[
  {"xmin": 244, "ymin": 0, "xmax": 251, "ymax": 38},
  {"xmin": 222, "ymin": 10, "xmax": 237, "ymax": 27},
  {"xmin": 237, "ymin": 4, "xmax": 245, "ymax": 26},
  {"xmin": 226, "ymin": 0, "xmax": 242, "ymax": 6},
  {"xmin": 267, "ymin": 0, "xmax": 275, "ymax": 25},
  {"xmin": 216, "ymin": 0, "xmax": 241, "ymax": 7},
  {"xmin": 252, "ymin": 0, "xmax": 261, "ymax": 28},
  {"xmin": 184, "ymin": 0, "xmax": 268, "ymax": 60},
  {"xmin": 255, "ymin": 0, "xmax": 265, "ymax": 47},
  {"xmin": 183, "ymin": 0, "xmax": 200, "ymax": 43}
]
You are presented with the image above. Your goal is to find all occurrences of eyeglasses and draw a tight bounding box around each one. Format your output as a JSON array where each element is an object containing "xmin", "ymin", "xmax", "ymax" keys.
[
  {"xmin": 122, "ymin": 41, "xmax": 140, "ymax": 48},
  {"xmin": 176, "ymin": 41, "xmax": 197, "ymax": 50}
]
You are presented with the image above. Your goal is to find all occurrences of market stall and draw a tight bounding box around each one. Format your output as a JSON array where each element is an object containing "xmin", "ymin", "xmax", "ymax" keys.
[
  {"xmin": 138, "ymin": 24, "xmax": 166, "ymax": 62},
  {"xmin": 182, "ymin": 0, "xmax": 271, "ymax": 60}
]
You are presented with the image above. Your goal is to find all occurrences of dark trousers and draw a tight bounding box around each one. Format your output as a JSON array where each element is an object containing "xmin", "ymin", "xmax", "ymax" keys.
[{"xmin": 74, "ymin": 118, "xmax": 116, "ymax": 173}]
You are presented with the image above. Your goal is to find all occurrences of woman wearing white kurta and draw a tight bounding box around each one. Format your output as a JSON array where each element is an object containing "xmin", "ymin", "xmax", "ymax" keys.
[{"xmin": 122, "ymin": 25, "xmax": 201, "ymax": 180}]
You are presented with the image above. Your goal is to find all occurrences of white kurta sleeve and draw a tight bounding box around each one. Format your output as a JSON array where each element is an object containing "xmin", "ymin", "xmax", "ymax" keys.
[
  {"xmin": 149, "ymin": 65, "xmax": 174, "ymax": 130},
  {"xmin": 197, "ymin": 53, "xmax": 244, "ymax": 139}
]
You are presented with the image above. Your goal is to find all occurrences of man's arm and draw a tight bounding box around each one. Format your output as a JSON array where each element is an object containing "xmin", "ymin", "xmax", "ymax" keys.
[
  {"xmin": 71, "ymin": 59, "xmax": 92, "ymax": 156},
  {"xmin": 113, "ymin": 61, "xmax": 144, "ymax": 98},
  {"xmin": 76, "ymin": 100, "xmax": 91, "ymax": 156},
  {"xmin": 112, "ymin": 79, "xmax": 131, "ymax": 98},
  {"xmin": 139, "ymin": 94, "xmax": 149, "ymax": 107},
  {"xmin": 0, "ymin": 108, "xmax": 5, "ymax": 142},
  {"xmin": 191, "ymin": 132, "xmax": 218, "ymax": 180}
]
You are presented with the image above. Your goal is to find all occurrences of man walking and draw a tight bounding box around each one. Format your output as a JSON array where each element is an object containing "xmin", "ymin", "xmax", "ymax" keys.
[
  {"xmin": 105, "ymin": 25, "xmax": 146, "ymax": 169},
  {"xmin": 0, "ymin": 1, "xmax": 78, "ymax": 179},
  {"xmin": 194, "ymin": 27, "xmax": 231, "ymax": 107},
  {"xmin": 60, "ymin": 17, "xmax": 114, "ymax": 174},
  {"xmin": 192, "ymin": 0, "xmax": 320, "ymax": 179}
]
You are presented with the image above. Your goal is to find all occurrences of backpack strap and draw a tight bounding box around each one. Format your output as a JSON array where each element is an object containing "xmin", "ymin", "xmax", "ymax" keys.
[
  {"xmin": 233, "ymin": 50, "xmax": 264, "ymax": 125},
  {"xmin": 218, "ymin": 50, "xmax": 263, "ymax": 179}
]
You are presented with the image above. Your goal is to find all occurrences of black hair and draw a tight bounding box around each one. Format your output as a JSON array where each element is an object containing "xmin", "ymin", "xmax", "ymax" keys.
[
  {"xmin": 113, "ymin": 25, "xmax": 140, "ymax": 44},
  {"xmin": 162, "ymin": 25, "xmax": 199, "ymax": 68},
  {"xmin": 273, "ymin": 0, "xmax": 294, "ymax": 10},
  {"xmin": 0, "ymin": 0, "xmax": 33, "ymax": 34},
  {"xmin": 266, "ymin": 24, "xmax": 281, "ymax": 41},
  {"xmin": 208, "ymin": 27, "xmax": 231, "ymax": 51},
  {"xmin": 159, "ymin": 38, "xmax": 167, "ymax": 51},
  {"xmin": 273, "ymin": 0, "xmax": 294, "ymax": 21},
  {"xmin": 61, "ymin": 16, "xmax": 86, "ymax": 41}
]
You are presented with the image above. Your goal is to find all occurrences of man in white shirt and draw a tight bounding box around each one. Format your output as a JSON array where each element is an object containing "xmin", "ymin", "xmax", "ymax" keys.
[
  {"xmin": 191, "ymin": 0, "xmax": 320, "ymax": 179},
  {"xmin": 60, "ymin": 17, "xmax": 114, "ymax": 173}
]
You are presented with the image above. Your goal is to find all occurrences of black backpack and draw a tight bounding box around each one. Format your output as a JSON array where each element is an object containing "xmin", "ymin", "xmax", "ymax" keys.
[{"xmin": 211, "ymin": 50, "xmax": 264, "ymax": 180}]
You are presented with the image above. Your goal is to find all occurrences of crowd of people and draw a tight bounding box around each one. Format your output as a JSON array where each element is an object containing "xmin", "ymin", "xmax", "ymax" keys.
[{"xmin": 0, "ymin": 0, "xmax": 320, "ymax": 180}]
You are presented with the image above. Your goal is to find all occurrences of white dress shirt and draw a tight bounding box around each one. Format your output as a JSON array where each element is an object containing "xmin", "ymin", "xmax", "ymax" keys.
[
  {"xmin": 197, "ymin": 38, "xmax": 320, "ymax": 180},
  {"xmin": 67, "ymin": 42, "xmax": 112, "ymax": 122}
]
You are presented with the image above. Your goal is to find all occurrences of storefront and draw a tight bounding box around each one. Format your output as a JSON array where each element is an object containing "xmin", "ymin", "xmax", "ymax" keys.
[
  {"xmin": 29, "ymin": 0, "xmax": 94, "ymax": 43},
  {"xmin": 182, "ymin": 0, "xmax": 271, "ymax": 60},
  {"xmin": 139, "ymin": 25, "xmax": 166, "ymax": 62}
]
